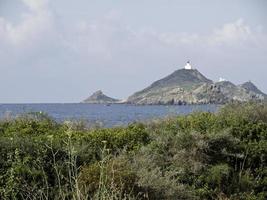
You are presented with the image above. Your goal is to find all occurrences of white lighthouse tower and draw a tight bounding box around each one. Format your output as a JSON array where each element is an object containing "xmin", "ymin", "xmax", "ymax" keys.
[{"xmin": 184, "ymin": 61, "xmax": 192, "ymax": 70}]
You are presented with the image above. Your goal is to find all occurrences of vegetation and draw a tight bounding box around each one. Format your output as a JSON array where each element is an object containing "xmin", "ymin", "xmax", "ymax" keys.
[{"xmin": 0, "ymin": 103, "xmax": 266, "ymax": 199}]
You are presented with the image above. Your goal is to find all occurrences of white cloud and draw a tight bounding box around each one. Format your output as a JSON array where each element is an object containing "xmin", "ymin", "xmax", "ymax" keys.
[
  {"xmin": 57, "ymin": 16, "xmax": 267, "ymax": 78},
  {"xmin": 1, "ymin": 2, "xmax": 265, "ymax": 61},
  {"xmin": 0, "ymin": 0, "xmax": 53, "ymax": 47},
  {"xmin": 22, "ymin": 0, "xmax": 49, "ymax": 12},
  {"xmin": 152, "ymin": 18, "xmax": 265, "ymax": 47},
  {"xmin": 209, "ymin": 18, "xmax": 252, "ymax": 45}
]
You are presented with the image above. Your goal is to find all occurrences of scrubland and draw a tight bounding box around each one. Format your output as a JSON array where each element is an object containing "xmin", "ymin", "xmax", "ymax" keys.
[{"xmin": 0, "ymin": 103, "xmax": 266, "ymax": 199}]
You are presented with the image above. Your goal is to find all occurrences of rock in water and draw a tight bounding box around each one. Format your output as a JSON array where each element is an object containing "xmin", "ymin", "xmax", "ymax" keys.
[{"xmin": 82, "ymin": 90, "xmax": 120, "ymax": 104}]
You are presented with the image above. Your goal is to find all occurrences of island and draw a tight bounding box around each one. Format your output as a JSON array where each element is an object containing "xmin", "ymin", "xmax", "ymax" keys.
[{"xmin": 82, "ymin": 62, "xmax": 266, "ymax": 105}]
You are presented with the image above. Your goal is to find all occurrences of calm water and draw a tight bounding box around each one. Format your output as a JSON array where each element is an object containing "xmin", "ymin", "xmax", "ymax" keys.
[{"xmin": 0, "ymin": 104, "xmax": 220, "ymax": 127}]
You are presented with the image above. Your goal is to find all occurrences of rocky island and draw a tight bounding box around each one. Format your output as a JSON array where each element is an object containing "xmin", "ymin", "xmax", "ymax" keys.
[
  {"xmin": 83, "ymin": 62, "xmax": 266, "ymax": 105},
  {"xmin": 127, "ymin": 62, "xmax": 266, "ymax": 105},
  {"xmin": 82, "ymin": 90, "xmax": 120, "ymax": 104}
]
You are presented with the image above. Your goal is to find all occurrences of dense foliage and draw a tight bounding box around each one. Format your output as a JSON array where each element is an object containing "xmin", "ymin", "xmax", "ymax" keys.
[{"xmin": 0, "ymin": 103, "xmax": 266, "ymax": 199}]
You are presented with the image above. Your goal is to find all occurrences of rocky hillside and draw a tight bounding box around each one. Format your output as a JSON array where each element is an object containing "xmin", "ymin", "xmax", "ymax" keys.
[
  {"xmin": 127, "ymin": 67, "xmax": 266, "ymax": 105},
  {"xmin": 240, "ymin": 81, "xmax": 267, "ymax": 97},
  {"xmin": 193, "ymin": 81, "xmax": 265, "ymax": 104},
  {"xmin": 82, "ymin": 90, "xmax": 120, "ymax": 104},
  {"xmin": 127, "ymin": 69, "xmax": 212, "ymax": 104}
]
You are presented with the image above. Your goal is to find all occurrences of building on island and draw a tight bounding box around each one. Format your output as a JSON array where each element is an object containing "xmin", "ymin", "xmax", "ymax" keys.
[
  {"xmin": 219, "ymin": 77, "xmax": 227, "ymax": 82},
  {"xmin": 184, "ymin": 61, "xmax": 192, "ymax": 70}
]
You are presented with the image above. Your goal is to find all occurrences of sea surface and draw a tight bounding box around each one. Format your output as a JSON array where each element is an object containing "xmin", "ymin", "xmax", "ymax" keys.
[{"xmin": 0, "ymin": 104, "xmax": 220, "ymax": 127}]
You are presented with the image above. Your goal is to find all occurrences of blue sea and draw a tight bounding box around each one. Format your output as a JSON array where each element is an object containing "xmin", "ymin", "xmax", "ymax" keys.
[{"xmin": 0, "ymin": 104, "xmax": 220, "ymax": 127}]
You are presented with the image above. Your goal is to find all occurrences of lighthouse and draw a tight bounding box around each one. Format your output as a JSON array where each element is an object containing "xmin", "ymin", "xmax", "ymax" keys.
[{"xmin": 184, "ymin": 61, "xmax": 192, "ymax": 70}]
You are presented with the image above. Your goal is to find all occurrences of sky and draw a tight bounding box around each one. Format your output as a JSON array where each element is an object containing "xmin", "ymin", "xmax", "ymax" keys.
[{"xmin": 0, "ymin": 0, "xmax": 267, "ymax": 103}]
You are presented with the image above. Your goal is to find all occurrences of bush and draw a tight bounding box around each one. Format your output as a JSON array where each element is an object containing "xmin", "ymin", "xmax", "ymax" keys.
[{"xmin": 0, "ymin": 103, "xmax": 267, "ymax": 199}]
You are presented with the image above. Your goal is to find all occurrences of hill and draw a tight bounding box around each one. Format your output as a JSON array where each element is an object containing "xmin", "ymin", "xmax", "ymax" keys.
[
  {"xmin": 127, "ymin": 65, "xmax": 266, "ymax": 104},
  {"xmin": 240, "ymin": 81, "xmax": 266, "ymax": 96}
]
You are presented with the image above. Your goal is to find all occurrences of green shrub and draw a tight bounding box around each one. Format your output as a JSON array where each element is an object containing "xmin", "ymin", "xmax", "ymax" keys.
[{"xmin": 0, "ymin": 103, "xmax": 267, "ymax": 199}]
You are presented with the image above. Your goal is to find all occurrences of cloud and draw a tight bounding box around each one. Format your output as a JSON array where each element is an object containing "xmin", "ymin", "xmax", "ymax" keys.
[
  {"xmin": 57, "ymin": 16, "xmax": 267, "ymax": 78},
  {"xmin": 62, "ymin": 15, "xmax": 137, "ymax": 62},
  {"xmin": 209, "ymin": 18, "xmax": 252, "ymax": 45},
  {"xmin": 153, "ymin": 18, "xmax": 266, "ymax": 48},
  {"xmin": 76, "ymin": 17, "xmax": 267, "ymax": 62},
  {"xmin": 0, "ymin": 0, "xmax": 53, "ymax": 47},
  {"xmin": 1, "ymin": 2, "xmax": 265, "ymax": 62},
  {"xmin": 22, "ymin": 0, "xmax": 49, "ymax": 12}
]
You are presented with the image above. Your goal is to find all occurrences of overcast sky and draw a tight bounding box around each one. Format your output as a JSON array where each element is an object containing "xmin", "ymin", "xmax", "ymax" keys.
[{"xmin": 0, "ymin": 0, "xmax": 267, "ymax": 103}]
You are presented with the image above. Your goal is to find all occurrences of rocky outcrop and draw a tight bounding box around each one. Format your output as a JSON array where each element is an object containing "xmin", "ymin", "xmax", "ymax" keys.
[
  {"xmin": 82, "ymin": 90, "xmax": 120, "ymax": 104},
  {"xmin": 193, "ymin": 81, "xmax": 265, "ymax": 104},
  {"xmin": 240, "ymin": 81, "xmax": 266, "ymax": 97},
  {"xmin": 126, "ymin": 68, "xmax": 266, "ymax": 105}
]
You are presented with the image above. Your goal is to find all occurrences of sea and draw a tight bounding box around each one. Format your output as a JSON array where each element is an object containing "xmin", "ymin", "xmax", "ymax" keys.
[{"xmin": 0, "ymin": 104, "xmax": 220, "ymax": 127}]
